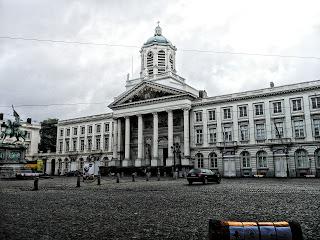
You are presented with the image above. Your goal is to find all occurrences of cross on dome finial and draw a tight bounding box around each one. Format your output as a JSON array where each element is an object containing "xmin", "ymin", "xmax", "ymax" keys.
[{"xmin": 154, "ymin": 21, "xmax": 162, "ymax": 36}]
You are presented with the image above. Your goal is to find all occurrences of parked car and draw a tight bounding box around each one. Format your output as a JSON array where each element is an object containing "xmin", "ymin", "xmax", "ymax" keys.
[
  {"xmin": 187, "ymin": 168, "xmax": 221, "ymax": 185},
  {"xmin": 16, "ymin": 169, "xmax": 40, "ymax": 179}
]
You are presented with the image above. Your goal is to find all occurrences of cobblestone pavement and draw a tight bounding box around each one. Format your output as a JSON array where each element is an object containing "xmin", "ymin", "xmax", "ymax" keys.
[{"xmin": 0, "ymin": 177, "xmax": 319, "ymax": 240}]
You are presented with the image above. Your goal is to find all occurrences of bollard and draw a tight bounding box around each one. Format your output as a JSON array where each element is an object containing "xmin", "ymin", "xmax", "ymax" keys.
[
  {"xmin": 116, "ymin": 173, "xmax": 120, "ymax": 183},
  {"xmin": 208, "ymin": 220, "xmax": 303, "ymax": 240},
  {"xmin": 132, "ymin": 173, "xmax": 135, "ymax": 182},
  {"xmin": 146, "ymin": 172, "xmax": 149, "ymax": 181},
  {"xmin": 33, "ymin": 177, "xmax": 39, "ymax": 191},
  {"xmin": 76, "ymin": 174, "xmax": 81, "ymax": 187},
  {"xmin": 97, "ymin": 174, "xmax": 101, "ymax": 185},
  {"xmin": 164, "ymin": 172, "xmax": 166, "ymax": 177},
  {"xmin": 157, "ymin": 172, "xmax": 160, "ymax": 181}
]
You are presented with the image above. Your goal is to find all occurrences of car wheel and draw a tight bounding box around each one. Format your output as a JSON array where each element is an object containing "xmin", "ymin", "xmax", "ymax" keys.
[
  {"xmin": 188, "ymin": 181, "xmax": 193, "ymax": 185},
  {"xmin": 203, "ymin": 178, "xmax": 208, "ymax": 185}
]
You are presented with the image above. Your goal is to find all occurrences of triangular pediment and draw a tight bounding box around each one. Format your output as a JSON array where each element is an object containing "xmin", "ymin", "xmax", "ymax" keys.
[{"xmin": 109, "ymin": 81, "xmax": 195, "ymax": 109}]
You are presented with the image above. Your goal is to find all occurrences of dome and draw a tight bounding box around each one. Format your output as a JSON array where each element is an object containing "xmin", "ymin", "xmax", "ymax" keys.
[{"xmin": 143, "ymin": 23, "xmax": 173, "ymax": 47}]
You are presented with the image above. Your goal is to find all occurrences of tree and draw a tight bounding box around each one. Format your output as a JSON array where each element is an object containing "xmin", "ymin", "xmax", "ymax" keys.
[{"xmin": 38, "ymin": 118, "xmax": 58, "ymax": 153}]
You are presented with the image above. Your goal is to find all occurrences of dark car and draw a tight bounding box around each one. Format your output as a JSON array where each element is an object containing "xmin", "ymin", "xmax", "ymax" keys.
[{"xmin": 187, "ymin": 168, "xmax": 221, "ymax": 185}]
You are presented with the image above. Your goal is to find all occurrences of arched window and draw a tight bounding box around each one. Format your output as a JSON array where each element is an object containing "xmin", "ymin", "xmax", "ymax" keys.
[
  {"xmin": 196, "ymin": 153, "xmax": 204, "ymax": 168},
  {"xmin": 295, "ymin": 149, "xmax": 308, "ymax": 168},
  {"xmin": 209, "ymin": 152, "xmax": 218, "ymax": 168},
  {"xmin": 158, "ymin": 50, "xmax": 165, "ymax": 74},
  {"xmin": 315, "ymin": 149, "xmax": 320, "ymax": 168},
  {"xmin": 241, "ymin": 151, "xmax": 250, "ymax": 168},
  {"xmin": 169, "ymin": 54, "xmax": 174, "ymax": 70},
  {"xmin": 257, "ymin": 151, "xmax": 267, "ymax": 168},
  {"xmin": 147, "ymin": 51, "xmax": 153, "ymax": 75}
]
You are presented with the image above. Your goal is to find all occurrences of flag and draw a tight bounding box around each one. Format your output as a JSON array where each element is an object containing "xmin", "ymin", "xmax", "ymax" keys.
[{"xmin": 12, "ymin": 105, "xmax": 20, "ymax": 121}]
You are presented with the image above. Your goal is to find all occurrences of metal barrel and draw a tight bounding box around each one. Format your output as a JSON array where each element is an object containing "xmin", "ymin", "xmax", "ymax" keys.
[{"xmin": 208, "ymin": 220, "xmax": 303, "ymax": 240}]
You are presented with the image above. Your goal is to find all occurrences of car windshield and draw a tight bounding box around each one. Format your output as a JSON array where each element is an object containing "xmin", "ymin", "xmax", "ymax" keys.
[{"xmin": 189, "ymin": 169, "xmax": 201, "ymax": 173}]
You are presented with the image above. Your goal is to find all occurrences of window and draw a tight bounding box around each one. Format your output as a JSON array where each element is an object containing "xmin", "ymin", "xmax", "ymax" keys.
[
  {"xmin": 196, "ymin": 153, "xmax": 204, "ymax": 168},
  {"xmin": 256, "ymin": 124, "xmax": 266, "ymax": 140},
  {"xmin": 240, "ymin": 125, "xmax": 249, "ymax": 141},
  {"xmin": 73, "ymin": 127, "xmax": 78, "ymax": 136},
  {"xmin": 59, "ymin": 141, "xmax": 63, "ymax": 152},
  {"xmin": 65, "ymin": 140, "xmax": 69, "ymax": 152},
  {"xmin": 81, "ymin": 126, "xmax": 85, "ymax": 135},
  {"xmin": 96, "ymin": 137, "xmax": 101, "ymax": 150},
  {"xmin": 311, "ymin": 96, "xmax": 320, "ymax": 109},
  {"xmin": 208, "ymin": 110, "xmax": 215, "ymax": 121},
  {"xmin": 254, "ymin": 104, "xmax": 264, "ymax": 116},
  {"xmin": 195, "ymin": 112, "xmax": 202, "ymax": 122},
  {"xmin": 66, "ymin": 128, "xmax": 70, "ymax": 136},
  {"xmin": 292, "ymin": 99, "xmax": 302, "ymax": 111},
  {"xmin": 104, "ymin": 136, "xmax": 109, "ymax": 150},
  {"xmin": 239, "ymin": 106, "xmax": 248, "ymax": 118},
  {"xmin": 209, "ymin": 152, "xmax": 217, "ymax": 168},
  {"xmin": 313, "ymin": 119, "xmax": 320, "ymax": 137},
  {"xmin": 295, "ymin": 149, "xmax": 308, "ymax": 168},
  {"xmin": 60, "ymin": 129, "xmax": 64, "ymax": 137},
  {"xmin": 273, "ymin": 122, "xmax": 284, "ymax": 138},
  {"xmin": 147, "ymin": 51, "xmax": 153, "ymax": 75},
  {"xmin": 80, "ymin": 139, "xmax": 84, "ymax": 151},
  {"xmin": 273, "ymin": 101, "xmax": 282, "ymax": 114},
  {"xmin": 96, "ymin": 124, "xmax": 101, "ymax": 133},
  {"xmin": 223, "ymin": 108, "xmax": 231, "ymax": 119},
  {"xmin": 158, "ymin": 50, "xmax": 165, "ymax": 74},
  {"xmin": 293, "ymin": 120, "xmax": 305, "ymax": 138},
  {"xmin": 87, "ymin": 137, "xmax": 92, "ymax": 151},
  {"xmin": 208, "ymin": 127, "xmax": 217, "ymax": 143},
  {"xmin": 257, "ymin": 151, "xmax": 267, "ymax": 168},
  {"xmin": 315, "ymin": 149, "xmax": 320, "ymax": 168},
  {"xmin": 88, "ymin": 126, "xmax": 92, "ymax": 134},
  {"xmin": 196, "ymin": 129, "xmax": 203, "ymax": 144},
  {"xmin": 241, "ymin": 151, "xmax": 250, "ymax": 168},
  {"xmin": 169, "ymin": 54, "xmax": 174, "ymax": 70},
  {"xmin": 26, "ymin": 132, "xmax": 31, "ymax": 140},
  {"xmin": 105, "ymin": 123, "xmax": 110, "ymax": 132},
  {"xmin": 73, "ymin": 139, "xmax": 77, "ymax": 151},
  {"xmin": 223, "ymin": 127, "xmax": 232, "ymax": 142}
]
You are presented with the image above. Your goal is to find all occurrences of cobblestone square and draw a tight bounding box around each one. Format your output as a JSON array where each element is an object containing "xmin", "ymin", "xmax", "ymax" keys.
[{"xmin": 0, "ymin": 177, "xmax": 319, "ymax": 240}]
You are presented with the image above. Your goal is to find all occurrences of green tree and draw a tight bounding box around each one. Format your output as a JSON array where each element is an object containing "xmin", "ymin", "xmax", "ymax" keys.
[{"xmin": 38, "ymin": 118, "xmax": 58, "ymax": 153}]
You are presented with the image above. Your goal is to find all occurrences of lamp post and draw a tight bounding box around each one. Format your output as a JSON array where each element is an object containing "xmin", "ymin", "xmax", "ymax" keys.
[{"xmin": 171, "ymin": 143, "xmax": 181, "ymax": 179}]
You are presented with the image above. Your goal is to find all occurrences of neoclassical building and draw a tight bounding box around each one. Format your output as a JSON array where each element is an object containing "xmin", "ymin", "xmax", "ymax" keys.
[{"xmin": 47, "ymin": 25, "xmax": 320, "ymax": 177}]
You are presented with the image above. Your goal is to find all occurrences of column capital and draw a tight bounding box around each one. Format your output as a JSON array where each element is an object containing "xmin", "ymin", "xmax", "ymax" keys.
[
  {"xmin": 183, "ymin": 107, "xmax": 191, "ymax": 112},
  {"xmin": 166, "ymin": 109, "xmax": 173, "ymax": 114},
  {"xmin": 125, "ymin": 116, "xmax": 130, "ymax": 119}
]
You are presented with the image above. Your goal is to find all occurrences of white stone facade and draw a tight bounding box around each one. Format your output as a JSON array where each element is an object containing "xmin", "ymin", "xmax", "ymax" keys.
[{"xmin": 48, "ymin": 25, "xmax": 320, "ymax": 177}]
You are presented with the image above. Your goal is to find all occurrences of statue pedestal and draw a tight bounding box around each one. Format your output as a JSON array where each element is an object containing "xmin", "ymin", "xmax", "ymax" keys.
[{"xmin": 0, "ymin": 143, "xmax": 26, "ymax": 179}]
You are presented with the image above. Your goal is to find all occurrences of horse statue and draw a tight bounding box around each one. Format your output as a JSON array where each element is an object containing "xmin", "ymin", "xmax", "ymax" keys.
[{"xmin": 0, "ymin": 119, "xmax": 27, "ymax": 143}]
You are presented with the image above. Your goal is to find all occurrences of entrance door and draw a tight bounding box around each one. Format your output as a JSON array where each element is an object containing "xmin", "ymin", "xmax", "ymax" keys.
[
  {"xmin": 163, "ymin": 148, "xmax": 168, "ymax": 166},
  {"xmin": 51, "ymin": 159, "xmax": 55, "ymax": 176},
  {"xmin": 223, "ymin": 158, "xmax": 236, "ymax": 177},
  {"xmin": 275, "ymin": 156, "xmax": 287, "ymax": 177}
]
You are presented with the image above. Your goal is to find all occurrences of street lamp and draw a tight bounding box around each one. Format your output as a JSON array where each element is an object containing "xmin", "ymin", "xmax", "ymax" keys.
[{"xmin": 171, "ymin": 143, "xmax": 181, "ymax": 178}]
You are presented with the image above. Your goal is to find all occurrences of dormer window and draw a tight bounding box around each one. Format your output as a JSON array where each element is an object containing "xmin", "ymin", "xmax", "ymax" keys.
[{"xmin": 147, "ymin": 51, "xmax": 153, "ymax": 75}]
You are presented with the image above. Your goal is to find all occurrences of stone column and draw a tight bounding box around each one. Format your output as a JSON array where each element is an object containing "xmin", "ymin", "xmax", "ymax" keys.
[
  {"xmin": 167, "ymin": 110, "xmax": 173, "ymax": 166},
  {"xmin": 136, "ymin": 114, "xmax": 143, "ymax": 167},
  {"xmin": 117, "ymin": 118, "xmax": 122, "ymax": 153},
  {"xmin": 112, "ymin": 119, "xmax": 118, "ymax": 161},
  {"xmin": 183, "ymin": 109, "xmax": 190, "ymax": 160},
  {"xmin": 124, "ymin": 116, "xmax": 131, "ymax": 167},
  {"xmin": 151, "ymin": 112, "xmax": 159, "ymax": 166}
]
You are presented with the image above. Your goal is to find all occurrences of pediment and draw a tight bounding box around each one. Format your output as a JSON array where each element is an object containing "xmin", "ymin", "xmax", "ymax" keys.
[{"xmin": 109, "ymin": 81, "xmax": 192, "ymax": 108}]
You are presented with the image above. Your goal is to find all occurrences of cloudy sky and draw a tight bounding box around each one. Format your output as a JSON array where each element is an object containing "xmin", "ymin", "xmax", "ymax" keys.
[{"xmin": 0, "ymin": 0, "xmax": 320, "ymax": 123}]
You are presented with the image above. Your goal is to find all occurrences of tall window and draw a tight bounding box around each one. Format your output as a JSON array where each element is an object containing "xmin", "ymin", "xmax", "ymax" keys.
[
  {"xmin": 66, "ymin": 128, "xmax": 70, "ymax": 136},
  {"xmin": 59, "ymin": 141, "xmax": 63, "ymax": 152},
  {"xmin": 273, "ymin": 122, "xmax": 284, "ymax": 138},
  {"xmin": 273, "ymin": 101, "xmax": 282, "ymax": 113},
  {"xmin": 311, "ymin": 96, "xmax": 320, "ymax": 109},
  {"xmin": 315, "ymin": 149, "xmax": 320, "ymax": 168},
  {"xmin": 169, "ymin": 54, "xmax": 174, "ymax": 70},
  {"xmin": 196, "ymin": 153, "xmax": 204, "ymax": 168},
  {"xmin": 292, "ymin": 99, "xmax": 302, "ymax": 111},
  {"xmin": 65, "ymin": 140, "xmax": 69, "ymax": 152},
  {"xmin": 87, "ymin": 137, "xmax": 92, "ymax": 151},
  {"xmin": 88, "ymin": 126, "xmax": 92, "ymax": 134},
  {"xmin": 81, "ymin": 126, "xmax": 85, "ymax": 135},
  {"xmin": 196, "ymin": 129, "xmax": 203, "ymax": 144},
  {"xmin": 223, "ymin": 127, "xmax": 232, "ymax": 142},
  {"xmin": 195, "ymin": 112, "xmax": 202, "ymax": 122},
  {"xmin": 209, "ymin": 152, "xmax": 218, "ymax": 168},
  {"xmin": 105, "ymin": 123, "xmax": 110, "ymax": 132},
  {"xmin": 104, "ymin": 136, "xmax": 109, "ymax": 150},
  {"xmin": 73, "ymin": 139, "xmax": 77, "ymax": 151},
  {"xmin": 80, "ymin": 139, "xmax": 84, "ymax": 151},
  {"xmin": 313, "ymin": 119, "xmax": 320, "ymax": 137},
  {"xmin": 240, "ymin": 125, "xmax": 249, "ymax": 141},
  {"xmin": 96, "ymin": 124, "xmax": 101, "ymax": 133},
  {"xmin": 158, "ymin": 50, "xmax": 165, "ymax": 74},
  {"xmin": 241, "ymin": 151, "xmax": 250, "ymax": 168},
  {"xmin": 256, "ymin": 124, "xmax": 266, "ymax": 140},
  {"xmin": 293, "ymin": 120, "xmax": 305, "ymax": 138},
  {"xmin": 147, "ymin": 51, "xmax": 153, "ymax": 75},
  {"xmin": 73, "ymin": 127, "xmax": 78, "ymax": 136},
  {"xmin": 223, "ymin": 108, "xmax": 231, "ymax": 119},
  {"xmin": 208, "ymin": 110, "xmax": 215, "ymax": 121},
  {"xmin": 239, "ymin": 106, "xmax": 248, "ymax": 118},
  {"xmin": 208, "ymin": 127, "xmax": 217, "ymax": 143},
  {"xmin": 254, "ymin": 104, "xmax": 264, "ymax": 116},
  {"xmin": 295, "ymin": 149, "xmax": 308, "ymax": 168},
  {"xmin": 95, "ymin": 137, "xmax": 101, "ymax": 150},
  {"xmin": 60, "ymin": 129, "xmax": 64, "ymax": 137},
  {"xmin": 257, "ymin": 151, "xmax": 267, "ymax": 168}
]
